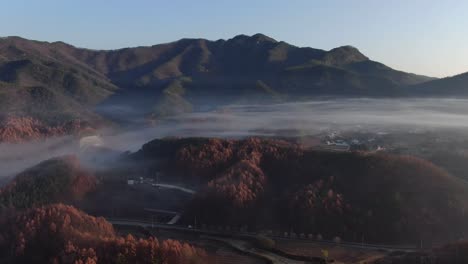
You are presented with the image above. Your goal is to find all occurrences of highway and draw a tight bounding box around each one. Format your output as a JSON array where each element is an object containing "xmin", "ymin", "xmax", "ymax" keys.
[
  {"xmin": 109, "ymin": 218, "xmax": 315, "ymax": 263},
  {"xmin": 107, "ymin": 218, "xmax": 420, "ymax": 253}
]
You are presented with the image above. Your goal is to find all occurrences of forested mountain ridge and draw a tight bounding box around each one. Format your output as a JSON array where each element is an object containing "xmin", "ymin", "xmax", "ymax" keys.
[{"xmin": 0, "ymin": 34, "xmax": 447, "ymax": 141}]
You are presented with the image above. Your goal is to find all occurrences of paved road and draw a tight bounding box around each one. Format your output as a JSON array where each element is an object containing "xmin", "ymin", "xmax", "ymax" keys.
[
  {"xmin": 107, "ymin": 218, "xmax": 419, "ymax": 252},
  {"xmin": 167, "ymin": 214, "xmax": 181, "ymax": 225},
  {"xmin": 143, "ymin": 208, "xmax": 178, "ymax": 215},
  {"xmin": 143, "ymin": 181, "xmax": 196, "ymax": 225},
  {"xmin": 143, "ymin": 208, "xmax": 181, "ymax": 225},
  {"xmin": 111, "ymin": 218, "xmax": 312, "ymax": 263},
  {"xmin": 273, "ymin": 236, "xmax": 418, "ymax": 252},
  {"xmin": 151, "ymin": 183, "xmax": 196, "ymax": 194},
  {"xmin": 204, "ymin": 236, "xmax": 311, "ymax": 264}
]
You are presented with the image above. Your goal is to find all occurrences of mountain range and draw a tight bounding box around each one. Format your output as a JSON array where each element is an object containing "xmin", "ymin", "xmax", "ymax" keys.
[{"xmin": 0, "ymin": 33, "xmax": 466, "ymax": 140}]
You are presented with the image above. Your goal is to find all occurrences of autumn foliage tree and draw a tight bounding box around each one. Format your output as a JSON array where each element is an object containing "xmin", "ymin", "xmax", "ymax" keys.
[
  {"xmin": 0, "ymin": 204, "xmax": 206, "ymax": 264},
  {"xmin": 0, "ymin": 156, "xmax": 96, "ymax": 209},
  {"xmin": 137, "ymin": 137, "xmax": 468, "ymax": 244},
  {"xmin": 0, "ymin": 115, "xmax": 87, "ymax": 143}
]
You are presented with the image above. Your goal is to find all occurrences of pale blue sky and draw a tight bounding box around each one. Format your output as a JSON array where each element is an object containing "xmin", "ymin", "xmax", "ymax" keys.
[{"xmin": 1, "ymin": 0, "xmax": 467, "ymax": 77}]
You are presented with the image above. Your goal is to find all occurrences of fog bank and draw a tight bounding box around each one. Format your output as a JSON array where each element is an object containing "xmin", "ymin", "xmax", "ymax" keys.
[{"xmin": 3, "ymin": 98, "xmax": 468, "ymax": 180}]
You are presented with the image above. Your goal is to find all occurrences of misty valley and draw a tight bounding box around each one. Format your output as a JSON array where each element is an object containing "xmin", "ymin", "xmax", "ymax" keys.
[
  {"xmin": 2, "ymin": 98, "xmax": 468, "ymax": 263},
  {"xmin": 2, "ymin": 30, "xmax": 468, "ymax": 264}
]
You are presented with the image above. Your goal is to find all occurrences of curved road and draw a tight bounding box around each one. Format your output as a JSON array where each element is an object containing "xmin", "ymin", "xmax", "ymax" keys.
[
  {"xmin": 151, "ymin": 183, "xmax": 196, "ymax": 194},
  {"xmin": 109, "ymin": 219, "xmax": 313, "ymax": 263},
  {"xmin": 108, "ymin": 218, "xmax": 419, "ymax": 252},
  {"xmin": 146, "ymin": 182, "xmax": 196, "ymax": 224},
  {"xmin": 204, "ymin": 236, "xmax": 312, "ymax": 264}
]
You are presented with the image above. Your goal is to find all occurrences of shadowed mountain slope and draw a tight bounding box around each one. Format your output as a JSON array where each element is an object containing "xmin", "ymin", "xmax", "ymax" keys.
[{"xmin": 0, "ymin": 34, "xmax": 440, "ymax": 141}]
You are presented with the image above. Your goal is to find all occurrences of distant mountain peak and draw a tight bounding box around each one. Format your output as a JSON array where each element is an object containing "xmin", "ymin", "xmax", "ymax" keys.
[
  {"xmin": 324, "ymin": 45, "xmax": 369, "ymax": 65},
  {"xmin": 251, "ymin": 33, "xmax": 277, "ymax": 42},
  {"xmin": 333, "ymin": 45, "xmax": 360, "ymax": 50},
  {"xmin": 229, "ymin": 33, "xmax": 277, "ymax": 44},
  {"xmin": 0, "ymin": 34, "xmax": 442, "ymax": 135}
]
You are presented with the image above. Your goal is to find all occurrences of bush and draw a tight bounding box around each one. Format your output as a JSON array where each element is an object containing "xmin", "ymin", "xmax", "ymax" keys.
[{"xmin": 253, "ymin": 235, "xmax": 276, "ymax": 250}]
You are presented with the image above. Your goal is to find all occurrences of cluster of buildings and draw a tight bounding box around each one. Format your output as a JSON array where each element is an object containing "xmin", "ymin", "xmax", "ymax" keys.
[{"xmin": 319, "ymin": 131, "xmax": 386, "ymax": 152}]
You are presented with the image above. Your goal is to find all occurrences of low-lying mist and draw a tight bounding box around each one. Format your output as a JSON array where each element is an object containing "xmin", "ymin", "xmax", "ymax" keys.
[{"xmin": 3, "ymin": 97, "xmax": 468, "ymax": 180}]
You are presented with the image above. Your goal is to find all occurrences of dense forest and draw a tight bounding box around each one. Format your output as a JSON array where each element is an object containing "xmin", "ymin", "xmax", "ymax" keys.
[
  {"xmin": 136, "ymin": 137, "xmax": 468, "ymax": 244},
  {"xmin": 0, "ymin": 156, "xmax": 96, "ymax": 209},
  {"xmin": 0, "ymin": 155, "xmax": 207, "ymax": 264},
  {"xmin": 3, "ymin": 136, "xmax": 468, "ymax": 261},
  {"xmin": 0, "ymin": 204, "xmax": 205, "ymax": 263},
  {"xmin": 0, "ymin": 116, "xmax": 91, "ymax": 143}
]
